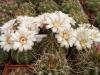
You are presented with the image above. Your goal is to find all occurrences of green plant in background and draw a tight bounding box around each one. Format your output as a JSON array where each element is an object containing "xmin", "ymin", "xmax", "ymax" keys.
[
  {"xmin": 85, "ymin": 0, "xmax": 100, "ymax": 28},
  {"xmin": 14, "ymin": 2, "xmax": 36, "ymax": 16},
  {"xmin": 0, "ymin": 0, "xmax": 36, "ymax": 25},
  {"xmin": 37, "ymin": 0, "xmax": 59, "ymax": 14},
  {"xmin": 0, "ymin": 2, "xmax": 17, "ymax": 24},
  {"xmin": 61, "ymin": 0, "xmax": 89, "ymax": 23},
  {"xmin": 0, "ymin": 0, "xmax": 89, "ymax": 25},
  {"xmin": 33, "ymin": 52, "xmax": 70, "ymax": 75}
]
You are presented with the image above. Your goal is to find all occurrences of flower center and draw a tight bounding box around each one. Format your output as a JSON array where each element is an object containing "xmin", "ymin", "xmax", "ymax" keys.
[
  {"xmin": 60, "ymin": 32, "xmax": 69, "ymax": 40},
  {"xmin": 92, "ymin": 33, "xmax": 97, "ymax": 40},
  {"xmin": 80, "ymin": 39, "xmax": 87, "ymax": 45},
  {"xmin": 53, "ymin": 20, "xmax": 60, "ymax": 28},
  {"xmin": 28, "ymin": 27, "xmax": 32, "ymax": 31},
  {"xmin": 6, "ymin": 36, "xmax": 11, "ymax": 44},
  {"xmin": 78, "ymin": 32, "xmax": 88, "ymax": 45},
  {"xmin": 19, "ymin": 36, "xmax": 27, "ymax": 45}
]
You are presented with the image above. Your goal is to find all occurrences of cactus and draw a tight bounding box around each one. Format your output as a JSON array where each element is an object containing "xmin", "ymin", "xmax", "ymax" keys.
[
  {"xmin": 38, "ymin": 33, "xmax": 66, "ymax": 54},
  {"xmin": 0, "ymin": 0, "xmax": 100, "ymax": 74},
  {"xmin": 0, "ymin": 49, "xmax": 8, "ymax": 64},
  {"xmin": 11, "ymin": 43, "xmax": 39, "ymax": 64},
  {"xmin": 34, "ymin": 52, "xmax": 70, "ymax": 75}
]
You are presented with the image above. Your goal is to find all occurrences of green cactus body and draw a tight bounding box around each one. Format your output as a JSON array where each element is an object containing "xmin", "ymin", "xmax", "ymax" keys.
[
  {"xmin": 38, "ymin": 33, "xmax": 66, "ymax": 54},
  {"xmin": 0, "ymin": 49, "xmax": 8, "ymax": 64},
  {"xmin": 11, "ymin": 44, "xmax": 38, "ymax": 64}
]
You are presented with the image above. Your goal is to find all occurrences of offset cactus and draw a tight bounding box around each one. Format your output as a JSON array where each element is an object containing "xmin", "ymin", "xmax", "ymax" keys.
[
  {"xmin": 11, "ymin": 44, "xmax": 39, "ymax": 64},
  {"xmin": 34, "ymin": 53, "xmax": 70, "ymax": 75},
  {"xmin": 0, "ymin": 49, "xmax": 8, "ymax": 64}
]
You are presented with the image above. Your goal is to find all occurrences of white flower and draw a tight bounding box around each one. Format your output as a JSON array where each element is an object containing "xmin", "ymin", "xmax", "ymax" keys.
[
  {"xmin": 17, "ymin": 16, "xmax": 40, "ymax": 27},
  {"xmin": 37, "ymin": 13, "xmax": 51, "ymax": 28},
  {"xmin": 43, "ymin": 11, "xmax": 76, "ymax": 33},
  {"xmin": 47, "ymin": 11, "xmax": 75, "ymax": 32},
  {"xmin": 17, "ymin": 16, "xmax": 40, "ymax": 34},
  {"xmin": 75, "ymin": 27, "xmax": 93, "ymax": 50},
  {"xmin": 11, "ymin": 29, "xmax": 37, "ymax": 51},
  {"xmin": 55, "ymin": 27, "xmax": 76, "ymax": 48},
  {"xmin": 16, "ymin": 16, "xmax": 34, "ymax": 23},
  {"xmin": 0, "ymin": 32, "xmax": 13, "ymax": 52},
  {"xmin": 1, "ymin": 19, "xmax": 16, "ymax": 33},
  {"xmin": 35, "ymin": 34, "xmax": 47, "ymax": 42},
  {"xmin": 78, "ymin": 23, "xmax": 92, "ymax": 28},
  {"xmin": 90, "ymin": 28, "xmax": 100, "ymax": 42}
]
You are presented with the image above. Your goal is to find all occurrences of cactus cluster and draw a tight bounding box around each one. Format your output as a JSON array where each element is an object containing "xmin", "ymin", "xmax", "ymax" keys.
[{"xmin": 0, "ymin": 0, "xmax": 100, "ymax": 75}]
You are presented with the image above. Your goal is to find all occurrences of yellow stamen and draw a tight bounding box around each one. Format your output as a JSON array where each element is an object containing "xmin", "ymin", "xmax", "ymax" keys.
[
  {"xmin": 60, "ymin": 32, "xmax": 69, "ymax": 40},
  {"xmin": 80, "ymin": 39, "xmax": 87, "ymax": 45},
  {"xmin": 92, "ymin": 33, "xmax": 97, "ymax": 40},
  {"xmin": 53, "ymin": 20, "xmax": 60, "ymax": 28},
  {"xmin": 28, "ymin": 27, "xmax": 32, "ymax": 31}
]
